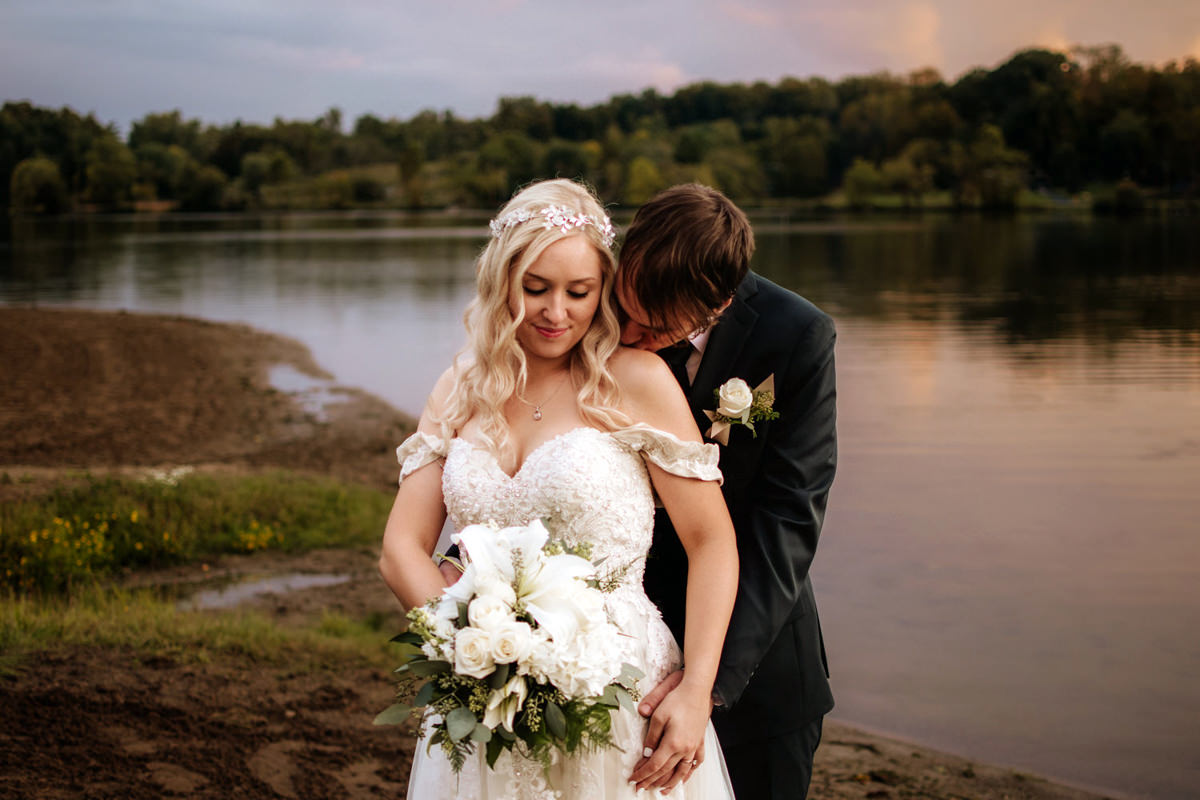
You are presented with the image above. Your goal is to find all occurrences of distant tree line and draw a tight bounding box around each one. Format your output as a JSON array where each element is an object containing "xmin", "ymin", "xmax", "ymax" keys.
[{"xmin": 4, "ymin": 45, "xmax": 1198, "ymax": 215}]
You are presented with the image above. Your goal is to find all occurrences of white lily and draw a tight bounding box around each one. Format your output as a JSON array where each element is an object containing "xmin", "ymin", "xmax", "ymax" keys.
[
  {"xmin": 482, "ymin": 675, "xmax": 528, "ymax": 732},
  {"xmin": 521, "ymin": 551, "xmax": 596, "ymax": 642}
]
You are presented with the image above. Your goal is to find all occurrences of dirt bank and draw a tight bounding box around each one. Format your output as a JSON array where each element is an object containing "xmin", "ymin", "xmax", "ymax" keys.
[{"xmin": 0, "ymin": 306, "xmax": 414, "ymax": 493}]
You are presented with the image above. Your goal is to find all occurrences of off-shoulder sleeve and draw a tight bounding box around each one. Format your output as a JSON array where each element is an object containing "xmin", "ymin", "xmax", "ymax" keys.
[
  {"xmin": 395, "ymin": 432, "xmax": 449, "ymax": 485},
  {"xmin": 610, "ymin": 423, "xmax": 723, "ymax": 484}
]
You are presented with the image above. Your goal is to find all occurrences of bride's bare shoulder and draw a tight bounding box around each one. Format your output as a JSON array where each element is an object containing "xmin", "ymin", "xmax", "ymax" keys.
[
  {"xmin": 607, "ymin": 347, "xmax": 698, "ymax": 440},
  {"xmin": 416, "ymin": 366, "xmax": 458, "ymax": 432},
  {"xmin": 608, "ymin": 347, "xmax": 675, "ymax": 392}
]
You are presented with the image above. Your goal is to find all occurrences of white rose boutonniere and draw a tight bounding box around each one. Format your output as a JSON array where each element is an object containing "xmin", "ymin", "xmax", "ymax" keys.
[
  {"xmin": 704, "ymin": 374, "xmax": 779, "ymax": 445},
  {"xmin": 717, "ymin": 378, "xmax": 754, "ymax": 419}
]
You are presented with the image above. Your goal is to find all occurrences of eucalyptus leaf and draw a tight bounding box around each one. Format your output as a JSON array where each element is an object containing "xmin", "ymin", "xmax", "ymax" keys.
[
  {"xmin": 486, "ymin": 735, "xmax": 506, "ymax": 767},
  {"xmin": 413, "ymin": 681, "xmax": 435, "ymax": 708},
  {"xmin": 457, "ymin": 602, "xmax": 470, "ymax": 628},
  {"xmin": 372, "ymin": 703, "xmax": 411, "ymax": 726},
  {"xmin": 407, "ymin": 659, "xmax": 451, "ymax": 677},
  {"xmin": 446, "ymin": 707, "xmax": 478, "ymax": 742},
  {"xmin": 614, "ymin": 686, "xmax": 635, "ymax": 713},
  {"xmin": 390, "ymin": 631, "xmax": 424, "ymax": 646},
  {"xmin": 620, "ymin": 663, "xmax": 645, "ymax": 683},
  {"xmin": 486, "ymin": 662, "xmax": 511, "ymax": 690},
  {"xmin": 470, "ymin": 722, "xmax": 493, "ymax": 743},
  {"xmin": 600, "ymin": 685, "xmax": 620, "ymax": 708},
  {"xmin": 496, "ymin": 726, "xmax": 516, "ymax": 742},
  {"xmin": 545, "ymin": 701, "xmax": 567, "ymax": 739}
]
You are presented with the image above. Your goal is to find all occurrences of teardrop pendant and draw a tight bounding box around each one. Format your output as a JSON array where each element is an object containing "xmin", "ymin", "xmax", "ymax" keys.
[{"xmin": 532, "ymin": 407, "xmax": 543, "ymax": 421}]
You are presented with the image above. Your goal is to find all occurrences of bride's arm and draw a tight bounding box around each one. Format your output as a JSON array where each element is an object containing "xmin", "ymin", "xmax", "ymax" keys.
[
  {"xmin": 378, "ymin": 372, "xmax": 454, "ymax": 611},
  {"xmin": 613, "ymin": 350, "xmax": 739, "ymax": 791}
]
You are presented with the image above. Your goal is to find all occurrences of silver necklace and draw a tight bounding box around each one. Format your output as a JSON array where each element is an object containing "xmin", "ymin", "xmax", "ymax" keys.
[{"xmin": 520, "ymin": 372, "xmax": 570, "ymax": 421}]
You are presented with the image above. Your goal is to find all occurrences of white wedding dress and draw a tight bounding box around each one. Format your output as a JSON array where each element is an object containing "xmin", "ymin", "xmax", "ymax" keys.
[{"xmin": 396, "ymin": 424, "xmax": 736, "ymax": 800}]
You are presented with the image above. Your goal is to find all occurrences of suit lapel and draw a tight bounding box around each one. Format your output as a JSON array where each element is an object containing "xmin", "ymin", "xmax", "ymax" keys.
[{"xmin": 687, "ymin": 273, "xmax": 760, "ymax": 426}]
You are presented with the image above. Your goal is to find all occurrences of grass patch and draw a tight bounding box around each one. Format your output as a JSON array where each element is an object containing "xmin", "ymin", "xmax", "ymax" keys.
[
  {"xmin": 0, "ymin": 586, "xmax": 399, "ymax": 675},
  {"xmin": 1, "ymin": 470, "xmax": 393, "ymax": 594}
]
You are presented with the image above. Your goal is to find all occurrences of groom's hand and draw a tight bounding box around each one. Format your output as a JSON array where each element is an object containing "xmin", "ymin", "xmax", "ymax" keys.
[
  {"xmin": 630, "ymin": 671, "xmax": 713, "ymax": 791},
  {"xmin": 638, "ymin": 668, "xmax": 683, "ymax": 718}
]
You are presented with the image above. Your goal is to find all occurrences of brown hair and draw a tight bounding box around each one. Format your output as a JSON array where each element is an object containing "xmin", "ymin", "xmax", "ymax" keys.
[{"xmin": 618, "ymin": 183, "xmax": 754, "ymax": 331}]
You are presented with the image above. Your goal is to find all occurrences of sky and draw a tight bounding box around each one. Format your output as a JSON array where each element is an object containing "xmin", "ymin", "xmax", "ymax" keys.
[{"xmin": 2, "ymin": 0, "xmax": 1199, "ymax": 132}]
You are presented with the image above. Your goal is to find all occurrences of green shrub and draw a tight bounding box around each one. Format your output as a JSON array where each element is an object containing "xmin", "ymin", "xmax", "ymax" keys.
[{"xmin": 1, "ymin": 471, "xmax": 392, "ymax": 594}]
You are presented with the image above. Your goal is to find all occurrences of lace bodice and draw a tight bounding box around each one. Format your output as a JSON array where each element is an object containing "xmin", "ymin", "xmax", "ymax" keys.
[{"xmin": 397, "ymin": 424, "xmax": 720, "ymax": 588}]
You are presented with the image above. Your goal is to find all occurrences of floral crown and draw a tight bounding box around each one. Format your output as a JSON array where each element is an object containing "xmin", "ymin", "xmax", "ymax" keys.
[{"xmin": 489, "ymin": 205, "xmax": 616, "ymax": 248}]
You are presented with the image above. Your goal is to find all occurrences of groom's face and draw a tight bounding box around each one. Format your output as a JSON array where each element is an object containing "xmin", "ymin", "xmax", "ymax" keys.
[{"xmin": 615, "ymin": 279, "xmax": 693, "ymax": 351}]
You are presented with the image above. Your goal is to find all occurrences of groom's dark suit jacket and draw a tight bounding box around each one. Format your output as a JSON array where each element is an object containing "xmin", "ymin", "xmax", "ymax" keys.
[{"xmin": 643, "ymin": 271, "xmax": 837, "ymax": 747}]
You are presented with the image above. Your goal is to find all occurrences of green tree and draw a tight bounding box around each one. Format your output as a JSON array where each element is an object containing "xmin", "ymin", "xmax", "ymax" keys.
[
  {"xmin": 178, "ymin": 163, "xmax": 227, "ymax": 211},
  {"xmin": 85, "ymin": 135, "xmax": 136, "ymax": 207},
  {"xmin": 703, "ymin": 147, "xmax": 766, "ymax": 202},
  {"xmin": 240, "ymin": 152, "xmax": 272, "ymax": 196},
  {"xmin": 9, "ymin": 156, "xmax": 69, "ymax": 214},
  {"xmin": 541, "ymin": 139, "xmax": 595, "ymax": 181},
  {"xmin": 1098, "ymin": 109, "xmax": 1153, "ymax": 181},
  {"xmin": 494, "ymin": 96, "xmax": 554, "ymax": 140},
  {"xmin": 760, "ymin": 116, "xmax": 832, "ymax": 197},
  {"xmin": 128, "ymin": 110, "xmax": 203, "ymax": 157},
  {"xmin": 624, "ymin": 156, "xmax": 666, "ymax": 205},
  {"xmin": 477, "ymin": 131, "xmax": 542, "ymax": 189},
  {"xmin": 841, "ymin": 158, "xmax": 883, "ymax": 208},
  {"xmin": 0, "ymin": 102, "xmax": 112, "ymax": 208},
  {"xmin": 880, "ymin": 153, "xmax": 933, "ymax": 207},
  {"xmin": 953, "ymin": 125, "xmax": 1028, "ymax": 209},
  {"xmin": 134, "ymin": 143, "xmax": 195, "ymax": 201}
]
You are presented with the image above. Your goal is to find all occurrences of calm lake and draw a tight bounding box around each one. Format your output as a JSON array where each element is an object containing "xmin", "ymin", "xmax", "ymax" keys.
[{"xmin": 3, "ymin": 212, "xmax": 1198, "ymax": 799}]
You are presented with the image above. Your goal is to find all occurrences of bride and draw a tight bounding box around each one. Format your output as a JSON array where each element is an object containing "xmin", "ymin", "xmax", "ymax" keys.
[{"xmin": 379, "ymin": 178, "xmax": 738, "ymax": 799}]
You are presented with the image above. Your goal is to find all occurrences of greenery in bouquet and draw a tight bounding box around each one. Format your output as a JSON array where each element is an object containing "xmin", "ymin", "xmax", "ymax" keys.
[{"xmin": 375, "ymin": 520, "xmax": 643, "ymax": 774}]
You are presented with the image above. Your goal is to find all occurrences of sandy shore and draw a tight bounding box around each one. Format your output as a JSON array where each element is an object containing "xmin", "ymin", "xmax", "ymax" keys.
[{"xmin": 0, "ymin": 307, "xmax": 1115, "ymax": 799}]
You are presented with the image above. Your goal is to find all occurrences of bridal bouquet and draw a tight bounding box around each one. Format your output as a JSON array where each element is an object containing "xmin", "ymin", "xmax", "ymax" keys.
[{"xmin": 375, "ymin": 520, "xmax": 642, "ymax": 773}]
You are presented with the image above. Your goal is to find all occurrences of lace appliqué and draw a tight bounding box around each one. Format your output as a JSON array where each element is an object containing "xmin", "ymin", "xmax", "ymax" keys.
[
  {"xmin": 396, "ymin": 431, "xmax": 448, "ymax": 484},
  {"xmin": 610, "ymin": 424, "xmax": 722, "ymax": 484}
]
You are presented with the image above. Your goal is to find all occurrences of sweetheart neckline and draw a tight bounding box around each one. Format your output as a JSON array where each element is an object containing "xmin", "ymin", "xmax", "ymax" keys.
[{"xmin": 448, "ymin": 426, "xmax": 612, "ymax": 480}]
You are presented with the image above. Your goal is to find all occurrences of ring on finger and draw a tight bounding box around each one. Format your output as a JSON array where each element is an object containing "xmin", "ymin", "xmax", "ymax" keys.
[{"xmin": 690, "ymin": 758, "xmax": 699, "ymax": 767}]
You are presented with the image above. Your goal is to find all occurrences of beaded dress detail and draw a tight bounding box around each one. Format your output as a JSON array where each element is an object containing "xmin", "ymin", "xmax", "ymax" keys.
[{"xmin": 397, "ymin": 424, "xmax": 735, "ymax": 800}]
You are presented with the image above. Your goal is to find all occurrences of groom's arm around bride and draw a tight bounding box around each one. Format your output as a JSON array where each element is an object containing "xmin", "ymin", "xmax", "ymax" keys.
[{"xmin": 623, "ymin": 184, "xmax": 837, "ymax": 800}]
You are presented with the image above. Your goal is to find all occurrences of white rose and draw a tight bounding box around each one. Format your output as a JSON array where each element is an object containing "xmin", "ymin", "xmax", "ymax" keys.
[
  {"xmin": 717, "ymin": 378, "xmax": 753, "ymax": 418},
  {"xmin": 468, "ymin": 595, "xmax": 511, "ymax": 631},
  {"xmin": 454, "ymin": 627, "xmax": 495, "ymax": 679},
  {"xmin": 573, "ymin": 587, "xmax": 608, "ymax": 629},
  {"xmin": 474, "ymin": 574, "xmax": 517, "ymax": 607},
  {"xmin": 490, "ymin": 620, "xmax": 534, "ymax": 663}
]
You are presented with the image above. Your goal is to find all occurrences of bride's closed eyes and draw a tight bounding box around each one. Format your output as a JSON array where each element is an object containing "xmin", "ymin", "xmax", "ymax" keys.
[{"xmin": 523, "ymin": 285, "xmax": 591, "ymax": 299}]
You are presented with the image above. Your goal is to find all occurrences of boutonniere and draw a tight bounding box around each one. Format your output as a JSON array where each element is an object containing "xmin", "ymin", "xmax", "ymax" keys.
[{"xmin": 703, "ymin": 374, "xmax": 779, "ymax": 445}]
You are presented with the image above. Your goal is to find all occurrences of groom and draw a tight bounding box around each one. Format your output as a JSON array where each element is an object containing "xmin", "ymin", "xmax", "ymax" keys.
[{"xmin": 619, "ymin": 184, "xmax": 837, "ymax": 799}]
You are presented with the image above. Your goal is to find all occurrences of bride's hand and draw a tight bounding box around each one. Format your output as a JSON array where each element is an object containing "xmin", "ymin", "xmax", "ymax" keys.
[
  {"xmin": 436, "ymin": 559, "xmax": 462, "ymax": 586},
  {"xmin": 629, "ymin": 677, "xmax": 714, "ymax": 792}
]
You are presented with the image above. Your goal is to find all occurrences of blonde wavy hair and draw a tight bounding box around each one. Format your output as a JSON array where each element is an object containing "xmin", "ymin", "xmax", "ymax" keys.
[{"xmin": 436, "ymin": 179, "xmax": 628, "ymax": 457}]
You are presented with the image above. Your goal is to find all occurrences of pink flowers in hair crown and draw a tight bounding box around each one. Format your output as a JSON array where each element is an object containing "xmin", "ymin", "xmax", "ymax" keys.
[{"xmin": 489, "ymin": 205, "xmax": 616, "ymax": 248}]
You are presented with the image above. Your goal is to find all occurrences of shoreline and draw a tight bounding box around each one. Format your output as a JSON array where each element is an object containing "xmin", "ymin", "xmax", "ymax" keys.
[
  {"xmin": 0, "ymin": 306, "xmax": 1117, "ymax": 799},
  {"xmin": 817, "ymin": 717, "xmax": 1126, "ymax": 800}
]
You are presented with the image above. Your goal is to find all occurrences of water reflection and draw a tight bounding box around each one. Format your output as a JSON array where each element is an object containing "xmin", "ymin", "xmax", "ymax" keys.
[
  {"xmin": 2, "ymin": 212, "xmax": 1199, "ymax": 798},
  {"xmin": 174, "ymin": 572, "xmax": 351, "ymax": 611},
  {"xmin": 757, "ymin": 216, "xmax": 1200, "ymax": 356}
]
